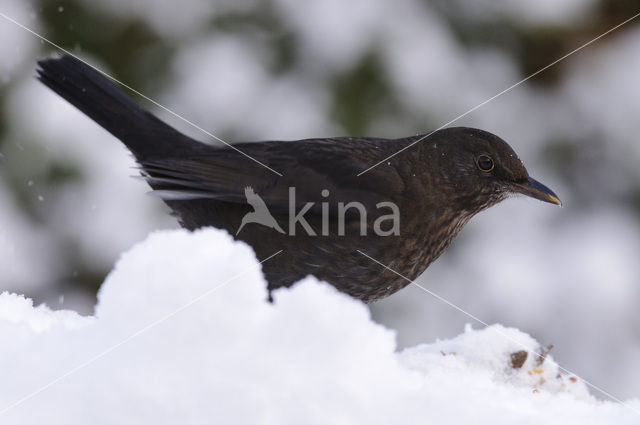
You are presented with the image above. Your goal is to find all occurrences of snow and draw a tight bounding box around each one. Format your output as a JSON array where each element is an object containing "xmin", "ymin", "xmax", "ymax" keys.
[
  {"xmin": 0, "ymin": 181, "xmax": 59, "ymax": 294},
  {"xmin": 373, "ymin": 202, "xmax": 640, "ymax": 398},
  {"xmin": 1, "ymin": 228, "xmax": 638, "ymax": 424},
  {"xmin": 164, "ymin": 35, "xmax": 334, "ymax": 142},
  {"xmin": 0, "ymin": 0, "xmax": 39, "ymax": 84},
  {"xmin": 448, "ymin": 0, "xmax": 597, "ymax": 26},
  {"xmin": 4, "ymin": 70, "xmax": 177, "ymax": 273},
  {"xmin": 76, "ymin": 0, "xmax": 217, "ymax": 38},
  {"xmin": 274, "ymin": 0, "xmax": 387, "ymax": 72},
  {"xmin": 563, "ymin": 26, "xmax": 640, "ymax": 181}
]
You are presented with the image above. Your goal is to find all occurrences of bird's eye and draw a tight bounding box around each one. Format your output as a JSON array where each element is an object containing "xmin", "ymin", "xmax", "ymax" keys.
[{"xmin": 476, "ymin": 154, "xmax": 494, "ymax": 172}]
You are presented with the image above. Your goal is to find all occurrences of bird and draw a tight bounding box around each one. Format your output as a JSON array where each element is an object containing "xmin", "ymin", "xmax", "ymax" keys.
[
  {"xmin": 236, "ymin": 186, "xmax": 285, "ymax": 235},
  {"xmin": 36, "ymin": 54, "xmax": 561, "ymax": 302}
]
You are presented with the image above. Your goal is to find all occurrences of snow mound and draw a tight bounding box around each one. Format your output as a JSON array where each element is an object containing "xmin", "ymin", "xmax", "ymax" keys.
[{"xmin": 0, "ymin": 228, "xmax": 638, "ymax": 424}]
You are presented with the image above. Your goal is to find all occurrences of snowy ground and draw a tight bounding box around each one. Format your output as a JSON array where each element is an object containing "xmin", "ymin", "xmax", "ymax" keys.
[{"xmin": 1, "ymin": 228, "xmax": 638, "ymax": 424}]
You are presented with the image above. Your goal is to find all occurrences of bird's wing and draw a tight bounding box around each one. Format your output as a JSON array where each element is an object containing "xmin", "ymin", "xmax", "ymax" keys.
[{"xmin": 141, "ymin": 137, "xmax": 414, "ymax": 217}]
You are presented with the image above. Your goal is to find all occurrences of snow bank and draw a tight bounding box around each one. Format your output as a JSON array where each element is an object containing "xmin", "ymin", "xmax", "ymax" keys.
[{"xmin": 0, "ymin": 228, "xmax": 638, "ymax": 424}]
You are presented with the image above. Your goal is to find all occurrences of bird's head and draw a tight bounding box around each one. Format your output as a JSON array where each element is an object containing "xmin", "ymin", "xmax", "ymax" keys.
[{"xmin": 426, "ymin": 127, "xmax": 561, "ymax": 214}]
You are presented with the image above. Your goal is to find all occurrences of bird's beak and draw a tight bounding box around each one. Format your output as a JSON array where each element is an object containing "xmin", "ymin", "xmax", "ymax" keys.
[{"xmin": 510, "ymin": 177, "xmax": 562, "ymax": 206}]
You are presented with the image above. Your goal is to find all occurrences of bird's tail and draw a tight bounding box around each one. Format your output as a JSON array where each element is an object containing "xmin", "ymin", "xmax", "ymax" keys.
[{"xmin": 37, "ymin": 55, "xmax": 205, "ymax": 160}]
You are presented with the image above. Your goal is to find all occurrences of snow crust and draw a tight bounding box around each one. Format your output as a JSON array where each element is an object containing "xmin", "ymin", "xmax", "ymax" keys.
[{"xmin": 1, "ymin": 228, "xmax": 638, "ymax": 424}]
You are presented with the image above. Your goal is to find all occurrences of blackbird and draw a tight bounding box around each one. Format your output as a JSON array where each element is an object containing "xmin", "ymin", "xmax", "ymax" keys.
[{"xmin": 37, "ymin": 55, "xmax": 561, "ymax": 302}]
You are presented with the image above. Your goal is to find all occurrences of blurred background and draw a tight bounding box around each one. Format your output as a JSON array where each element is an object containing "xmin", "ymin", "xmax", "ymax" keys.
[{"xmin": 1, "ymin": 0, "xmax": 639, "ymax": 399}]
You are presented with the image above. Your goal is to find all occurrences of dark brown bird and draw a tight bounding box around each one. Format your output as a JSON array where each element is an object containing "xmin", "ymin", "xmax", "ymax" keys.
[{"xmin": 37, "ymin": 55, "xmax": 561, "ymax": 302}]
